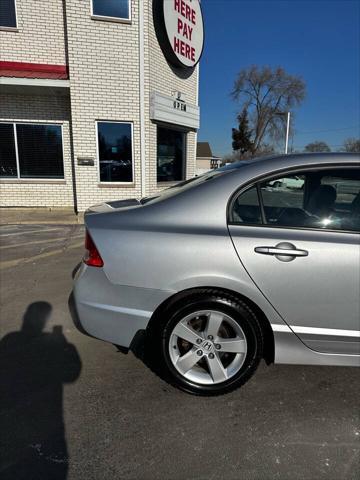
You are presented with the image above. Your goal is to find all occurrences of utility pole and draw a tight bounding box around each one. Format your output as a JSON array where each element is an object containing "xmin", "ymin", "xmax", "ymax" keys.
[{"xmin": 285, "ymin": 111, "xmax": 291, "ymax": 154}]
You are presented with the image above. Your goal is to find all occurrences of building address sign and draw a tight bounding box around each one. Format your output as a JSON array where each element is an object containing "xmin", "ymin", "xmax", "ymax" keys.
[
  {"xmin": 173, "ymin": 99, "xmax": 186, "ymax": 112},
  {"xmin": 150, "ymin": 91, "xmax": 200, "ymax": 129},
  {"xmin": 153, "ymin": 0, "xmax": 204, "ymax": 69}
]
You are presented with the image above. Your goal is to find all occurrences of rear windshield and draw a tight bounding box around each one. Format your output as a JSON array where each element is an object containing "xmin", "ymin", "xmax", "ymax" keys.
[{"xmin": 140, "ymin": 163, "xmax": 249, "ymax": 205}]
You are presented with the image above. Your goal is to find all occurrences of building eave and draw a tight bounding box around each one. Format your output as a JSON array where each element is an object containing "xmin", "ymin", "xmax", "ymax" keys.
[
  {"xmin": 0, "ymin": 61, "xmax": 69, "ymax": 80},
  {"xmin": 0, "ymin": 77, "xmax": 70, "ymax": 88}
]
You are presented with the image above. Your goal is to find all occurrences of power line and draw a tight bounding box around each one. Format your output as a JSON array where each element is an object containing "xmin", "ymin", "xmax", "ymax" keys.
[{"xmin": 295, "ymin": 125, "xmax": 360, "ymax": 135}]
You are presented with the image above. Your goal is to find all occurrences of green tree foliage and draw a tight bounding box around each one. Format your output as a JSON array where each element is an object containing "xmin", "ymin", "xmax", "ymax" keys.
[{"xmin": 232, "ymin": 108, "xmax": 253, "ymax": 155}]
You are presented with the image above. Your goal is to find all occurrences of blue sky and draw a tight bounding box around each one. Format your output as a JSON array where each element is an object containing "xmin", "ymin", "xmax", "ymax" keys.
[{"xmin": 198, "ymin": 0, "xmax": 360, "ymax": 155}]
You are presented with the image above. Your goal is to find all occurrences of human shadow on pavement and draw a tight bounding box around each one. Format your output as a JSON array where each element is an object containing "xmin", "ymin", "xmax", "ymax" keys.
[{"xmin": 0, "ymin": 302, "xmax": 82, "ymax": 480}]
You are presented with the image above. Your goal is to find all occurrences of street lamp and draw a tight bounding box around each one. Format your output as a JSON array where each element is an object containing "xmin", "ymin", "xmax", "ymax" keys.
[
  {"xmin": 275, "ymin": 111, "xmax": 291, "ymax": 154},
  {"xmin": 285, "ymin": 111, "xmax": 290, "ymax": 155}
]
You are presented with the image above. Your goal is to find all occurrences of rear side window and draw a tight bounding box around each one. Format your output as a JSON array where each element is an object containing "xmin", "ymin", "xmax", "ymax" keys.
[
  {"xmin": 230, "ymin": 168, "xmax": 360, "ymax": 232},
  {"xmin": 230, "ymin": 186, "xmax": 262, "ymax": 225}
]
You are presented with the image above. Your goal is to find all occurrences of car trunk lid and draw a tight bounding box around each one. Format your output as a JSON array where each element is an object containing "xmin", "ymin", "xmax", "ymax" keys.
[{"xmin": 86, "ymin": 198, "xmax": 141, "ymax": 214}]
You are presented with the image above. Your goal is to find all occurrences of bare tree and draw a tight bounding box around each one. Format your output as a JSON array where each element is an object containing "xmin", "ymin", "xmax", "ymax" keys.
[
  {"xmin": 231, "ymin": 66, "xmax": 306, "ymax": 154},
  {"xmin": 304, "ymin": 141, "xmax": 331, "ymax": 153},
  {"xmin": 342, "ymin": 137, "xmax": 360, "ymax": 153}
]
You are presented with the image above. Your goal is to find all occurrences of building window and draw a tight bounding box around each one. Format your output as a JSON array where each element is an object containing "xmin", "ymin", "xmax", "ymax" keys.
[
  {"xmin": 0, "ymin": 124, "xmax": 17, "ymax": 177},
  {"xmin": 97, "ymin": 121, "xmax": 133, "ymax": 183},
  {"xmin": 17, "ymin": 124, "xmax": 64, "ymax": 178},
  {"xmin": 157, "ymin": 126, "xmax": 186, "ymax": 182},
  {"xmin": 0, "ymin": 0, "xmax": 17, "ymax": 28},
  {"xmin": 92, "ymin": 0, "xmax": 130, "ymax": 20},
  {"xmin": 0, "ymin": 123, "xmax": 64, "ymax": 179}
]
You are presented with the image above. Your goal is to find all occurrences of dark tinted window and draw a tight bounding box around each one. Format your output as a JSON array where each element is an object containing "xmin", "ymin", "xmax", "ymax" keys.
[
  {"xmin": 258, "ymin": 169, "xmax": 360, "ymax": 232},
  {"xmin": 0, "ymin": 123, "xmax": 17, "ymax": 177},
  {"xmin": 16, "ymin": 124, "xmax": 64, "ymax": 178},
  {"xmin": 311, "ymin": 170, "xmax": 360, "ymax": 231},
  {"xmin": 98, "ymin": 122, "xmax": 133, "ymax": 182},
  {"xmin": 157, "ymin": 127, "xmax": 186, "ymax": 182},
  {"xmin": 92, "ymin": 0, "xmax": 130, "ymax": 19},
  {"xmin": 260, "ymin": 175, "xmax": 306, "ymax": 227},
  {"xmin": 0, "ymin": 0, "xmax": 17, "ymax": 27},
  {"xmin": 230, "ymin": 186, "xmax": 262, "ymax": 225}
]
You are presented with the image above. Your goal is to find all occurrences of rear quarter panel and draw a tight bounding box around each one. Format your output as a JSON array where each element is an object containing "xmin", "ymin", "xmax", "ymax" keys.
[{"xmin": 84, "ymin": 172, "xmax": 288, "ymax": 327}]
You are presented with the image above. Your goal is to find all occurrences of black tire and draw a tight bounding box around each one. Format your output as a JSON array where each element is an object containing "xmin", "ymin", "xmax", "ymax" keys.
[{"xmin": 147, "ymin": 289, "xmax": 264, "ymax": 396}]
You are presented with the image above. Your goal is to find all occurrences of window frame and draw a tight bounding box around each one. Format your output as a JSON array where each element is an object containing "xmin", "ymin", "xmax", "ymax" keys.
[
  {"xmin": 227, "ymin": 164, "xmax": 360, "ymax": 235},
  {"xmin": 156, "ymin": 124, "xmax": 187, "ymax": 184},
  {"xmin": 0, "ymin": 0, "xmax": 18, "ymax": 30},
  {"xmin": 0, "ymin": 121, "xmax": 65, "ymax": 181},
  {"xmin": 96, "ymin": 120, "xmax": 134, "ymax": 185},
  {"xmin": 90, "ymin": 0, "xmax": 131, "ymax": 23}
]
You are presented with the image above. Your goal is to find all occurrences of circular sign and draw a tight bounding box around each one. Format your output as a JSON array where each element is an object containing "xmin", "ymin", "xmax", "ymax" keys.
[{"xmin": 153, "ymin": 0, "xmax": 204, "ymax": 69}]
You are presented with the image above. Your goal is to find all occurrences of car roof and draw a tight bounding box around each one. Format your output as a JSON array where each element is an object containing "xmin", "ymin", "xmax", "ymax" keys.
[
  {"xmin": 143, "ymin": 152, "xmax": 359, "ymax": 207},
  {"xmin": 224, "ymin": 152, "xmax": 359, "ymax": 172},
  {"xmin": 215, "ymin": 152, "xmax": 359, "ymax": 188}
]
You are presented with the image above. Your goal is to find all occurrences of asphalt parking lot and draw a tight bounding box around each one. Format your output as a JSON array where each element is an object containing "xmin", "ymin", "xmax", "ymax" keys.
[{"xmin": 0, "ymin": 224, "xmax": 359, "ymax": 480}]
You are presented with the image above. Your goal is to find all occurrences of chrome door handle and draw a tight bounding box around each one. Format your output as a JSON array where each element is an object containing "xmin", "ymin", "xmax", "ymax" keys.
[
  {"xmin": 254, "ymin": 246, "xmax": 308, "ymax": 257},
  {"xmin": 254, "ymin": 242, "xmax": 308, "ymax": 261}
]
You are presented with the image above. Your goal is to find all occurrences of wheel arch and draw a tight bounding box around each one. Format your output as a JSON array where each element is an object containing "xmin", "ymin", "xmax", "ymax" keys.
[{"xmin": 146, "ymin": 286, "xmax": 275, "ymax": 365}]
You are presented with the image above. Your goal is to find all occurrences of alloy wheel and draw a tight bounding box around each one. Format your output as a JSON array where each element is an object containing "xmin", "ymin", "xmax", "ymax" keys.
[{"xmin": 168, "ymin": 310, "xmax": 247, "ymax": 385}]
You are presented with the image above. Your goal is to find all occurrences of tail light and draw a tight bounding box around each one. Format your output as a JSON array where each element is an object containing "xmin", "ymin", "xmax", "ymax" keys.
[{"xmin": 83, "ymin": 230, "xmax": 104, "ymax": 267}]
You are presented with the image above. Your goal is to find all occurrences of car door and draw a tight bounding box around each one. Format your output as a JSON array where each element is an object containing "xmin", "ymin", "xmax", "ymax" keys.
[{"xmin": 228, "ymin": 166, "xmax": 360, "ymax": 355}]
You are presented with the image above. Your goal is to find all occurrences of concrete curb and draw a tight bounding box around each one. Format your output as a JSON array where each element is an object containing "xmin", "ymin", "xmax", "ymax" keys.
[
  {"xmin": 0, "ymin": 208, "xmax": 84, "ymax": 226},
  {"xmin": 1, "ymin": 220, "xmax": 84, "ymax": 225}
]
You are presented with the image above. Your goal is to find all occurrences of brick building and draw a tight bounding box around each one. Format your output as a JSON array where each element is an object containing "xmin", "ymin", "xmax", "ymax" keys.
[{"xmin": 0, "ymin": 0, "xmax": 203, "ymax": 211}]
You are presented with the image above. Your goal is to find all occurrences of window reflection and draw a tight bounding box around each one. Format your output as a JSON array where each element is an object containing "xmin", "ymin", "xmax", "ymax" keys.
[
  {"xmin": 92, "ymin": 0, "xmax": 130, "ymax": 19},
  {"xmin": 231, "ymin": 186, "xmax": 262, "ymax": 224},
  {"xmin": 157, "ymin": 127, "xmax": 186, "ymax": 182},
  {"xmin": 98, "ymin": 122, "xmax": 133, "ymax": 183},
  {"xmin": 231, "ymin": 169, "xmax": 360, "ymax": 232},
  {"xmin": 17, "ymin": 124, "xmax": 64, "ymax": 179},
  {"xmin": 0, "ymin": 124, "xmax": 17, "ymax": 178},
  {"xmin": 0, "ymin": 0, "xmax": 17, "ymax": 27}
]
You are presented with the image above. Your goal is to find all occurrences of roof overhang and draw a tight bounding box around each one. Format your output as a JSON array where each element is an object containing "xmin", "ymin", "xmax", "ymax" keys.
[
  {"xmin": 0, "ymin": 61, "xmax": 69, "ymax": 79},
  {"xmin": 0, "ymin": 78, "xmax": 70, "ymax": 96},
  {"xmin": 0, "ymin": 61, "xmax": 70, "ymax": 96}
]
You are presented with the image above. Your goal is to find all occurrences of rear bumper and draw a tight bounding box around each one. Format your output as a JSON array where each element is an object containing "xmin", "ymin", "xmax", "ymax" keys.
[{"xmin": 70, "ymin": 263, "xmax": 173, "ymax": 348}]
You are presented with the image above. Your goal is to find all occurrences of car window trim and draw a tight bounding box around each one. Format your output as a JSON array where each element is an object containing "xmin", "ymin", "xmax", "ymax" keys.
[
  {"xmin": 227, "ymin": 163, "xmax": 360, "ymax": 235},
  {"xmin": 227, "ymin": 221, "xmax": 360, "ymax": 236},
  {"xmin": 256, "ymin": 183, "xmax": 266, "ymax": 224}
]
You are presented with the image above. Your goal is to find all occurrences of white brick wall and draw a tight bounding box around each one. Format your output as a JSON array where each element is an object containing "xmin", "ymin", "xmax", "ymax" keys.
[
  {"xmin": 143, "ymin": 0, "xmax": 198, "ymax": 196},
  {"xmin": 0, "ymin": 93, "xmax": 74, "ymax": 207},
  {"xmin": 65, "ymin": 0, "xmax": 142, "ymax": 211},
  {"xmin": 1, "ymin": 1, "xmax": 200, "ymax": 211},
  {"xmin": 0, "ymin": 0, "xmax": 66, "ymax": 64}
]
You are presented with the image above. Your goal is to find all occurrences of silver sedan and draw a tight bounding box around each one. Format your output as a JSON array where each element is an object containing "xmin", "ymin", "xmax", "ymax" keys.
[{"xmin": 71, "ymin": 153, "xmax": 360, "ymax": 395}]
